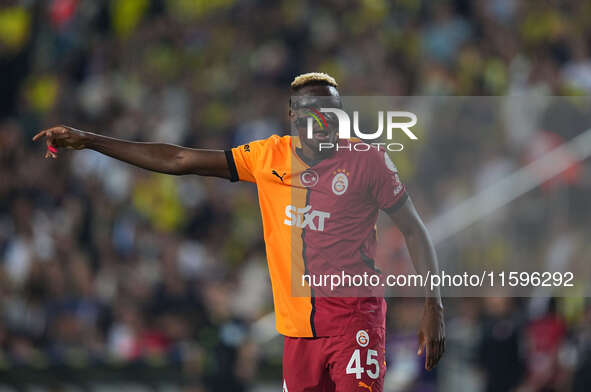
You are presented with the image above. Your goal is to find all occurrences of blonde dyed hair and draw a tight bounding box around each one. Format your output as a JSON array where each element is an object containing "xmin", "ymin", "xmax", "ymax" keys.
[{"xmin": 290, "ymin": 72, "xmax": 338, "ymax": 90}]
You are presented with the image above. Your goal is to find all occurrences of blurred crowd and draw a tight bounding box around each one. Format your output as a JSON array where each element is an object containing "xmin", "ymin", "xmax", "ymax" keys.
[{"xmin": 1, "ymin": 0, "xmax": 591, "ymax": 391}]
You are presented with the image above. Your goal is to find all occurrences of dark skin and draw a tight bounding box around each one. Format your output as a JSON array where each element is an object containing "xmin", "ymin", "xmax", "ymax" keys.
[
  {"xmin": 289, "ymin": 84, "xmax": 342, "ymax": 161},
  {"xmin": 33, "ymin": 84, "xmax": 445, "ymax": 370}
]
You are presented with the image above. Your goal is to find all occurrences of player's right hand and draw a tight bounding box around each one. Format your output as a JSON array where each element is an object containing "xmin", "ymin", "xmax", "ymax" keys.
[{"xmin": 32, "ymin": 126, "xmax": 88, "ymax": 158}]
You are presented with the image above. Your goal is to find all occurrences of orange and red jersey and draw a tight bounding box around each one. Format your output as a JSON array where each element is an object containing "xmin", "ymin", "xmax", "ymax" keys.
[{"xmin": 226, "ymin": 135, "xmax": 407, "ymax": 337}]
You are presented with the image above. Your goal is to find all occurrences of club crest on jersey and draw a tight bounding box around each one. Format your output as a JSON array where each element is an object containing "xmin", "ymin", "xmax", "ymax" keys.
[
  {"xmin": 331, "ymin": 169, "xmax": 349, "ymax": 196},
  {"xmin": 300, "ymin": 169, "xmax": 319, "ymax": 187},
  {"xmin": 356, "ymin": 330, "xmax": 369, "ymax": 347}
]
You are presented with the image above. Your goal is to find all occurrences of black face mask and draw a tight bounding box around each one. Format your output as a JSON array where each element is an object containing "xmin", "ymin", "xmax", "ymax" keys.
[
  {"xmin": 290, "ymin": 95, "xmax": 343, "ymax": 112},
  {"xmin": 293, "ymin": 111, "xmax": 340, "ymax": 130}
]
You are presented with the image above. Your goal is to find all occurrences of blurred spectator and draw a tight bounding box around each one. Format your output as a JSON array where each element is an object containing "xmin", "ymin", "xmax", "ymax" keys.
[{"xmin": 478, "ymin": 297, "xmax": 525, "ymax": 392}]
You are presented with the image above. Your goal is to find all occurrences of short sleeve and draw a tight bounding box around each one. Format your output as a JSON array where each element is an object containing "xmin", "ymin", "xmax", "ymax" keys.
[
  {"xmin": 225, "ymin": 137, "xmax": 273, "ymax": 183},
  {"xmin": 370, "ymin": 150, "xmax": 408, "ymax": 213}
]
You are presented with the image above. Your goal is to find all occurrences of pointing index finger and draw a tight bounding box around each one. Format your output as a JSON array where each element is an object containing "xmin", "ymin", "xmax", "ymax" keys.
[
  {"xmin": 32, "ymin": 127, "xmax": 66, "ymax": 141},
  {"xmin": 32, "ymin": 129, "xmax": 47, "ymax": 141}
]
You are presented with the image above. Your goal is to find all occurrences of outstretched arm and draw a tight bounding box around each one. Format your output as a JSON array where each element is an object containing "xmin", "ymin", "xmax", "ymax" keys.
[
  {"xmin": 32, "ymin": 126, "xmax": 231, "ymax": 179},
  {"xmin": 388, "ymin": 197, "xmax": 445, "ymax": 371}
]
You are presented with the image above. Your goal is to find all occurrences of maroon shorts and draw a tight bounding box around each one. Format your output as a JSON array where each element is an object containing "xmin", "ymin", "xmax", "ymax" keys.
[{"xmin": 283, "ymin": 328, "xmax": 385, "ymax": 392}]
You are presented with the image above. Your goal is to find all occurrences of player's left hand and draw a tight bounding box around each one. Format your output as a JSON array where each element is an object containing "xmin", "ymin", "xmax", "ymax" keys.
[{"xmin": 417, "ymin": 302, "xmax": 445, "ymax": 371}]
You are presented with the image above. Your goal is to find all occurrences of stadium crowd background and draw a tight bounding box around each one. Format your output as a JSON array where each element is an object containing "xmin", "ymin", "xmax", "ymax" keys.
[{"xmin": 1, "ymin": 0, "xmax": 591, "ymax": 391}]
